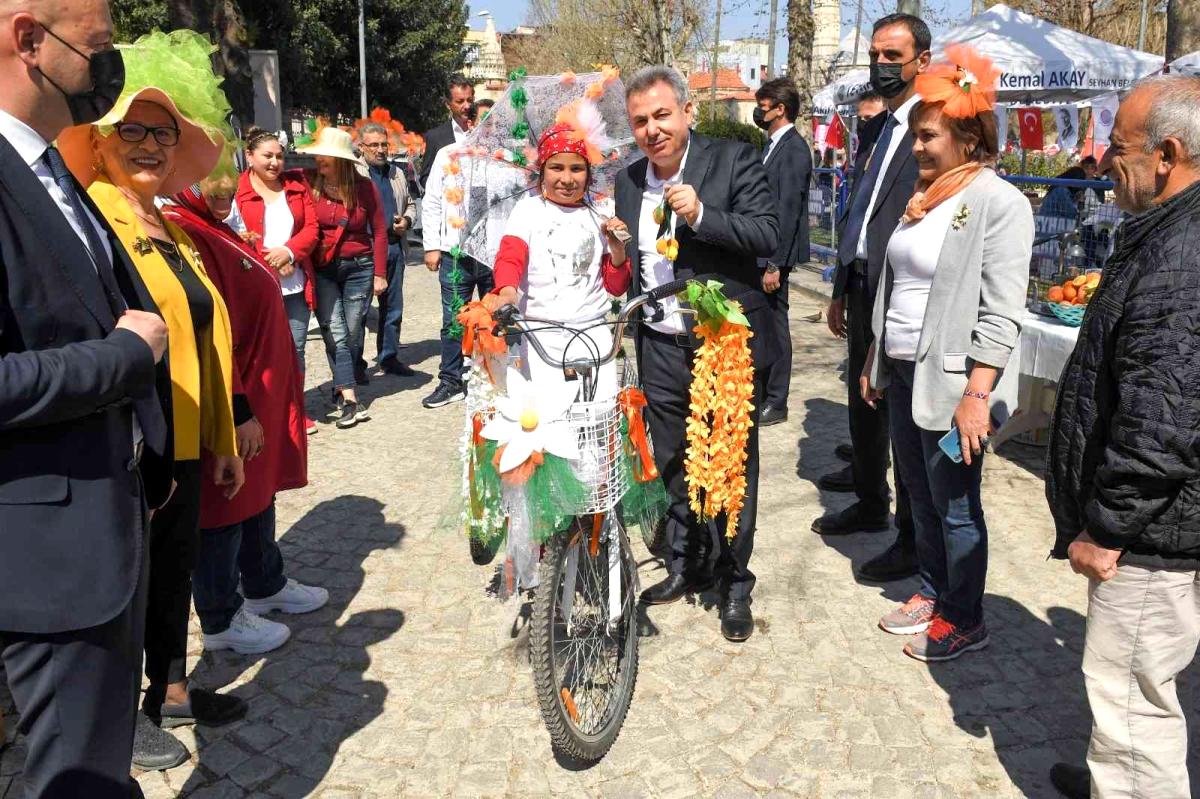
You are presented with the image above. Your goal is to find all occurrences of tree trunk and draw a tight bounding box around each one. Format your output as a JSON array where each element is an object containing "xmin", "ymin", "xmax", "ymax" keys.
[
  {"xmin": 786, "ymin": 0, "xmax": 814, "ymax": 121},
  {"xmin": 1166, "ymin": 0, "xmax": 1200, "ymax": 61},
  {"xmin": 167, "ymin": 0, "xmax": 254, "ymax": 130}
]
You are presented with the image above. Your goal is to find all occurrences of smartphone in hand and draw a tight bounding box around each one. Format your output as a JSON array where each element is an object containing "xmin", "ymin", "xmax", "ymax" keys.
[{"xmin": 938, "ymin": 428, "xmax": 964, "ymax": 464}]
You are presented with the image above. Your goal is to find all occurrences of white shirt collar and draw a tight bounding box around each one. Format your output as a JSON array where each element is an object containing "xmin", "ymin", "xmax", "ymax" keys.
[
  {"xmin": 0, "ymin": 109, "xmax": 50, "ymax": 167},
  {"xmin": 891, "ymin": 94, "xmax": 922, "ymax": 128},
  {"xmin": 646, "ymin": 139, "xmax": 691, "ymax": 189},
  {"xmin": 769, "ymin": 123, "xmax": 795, "ymax": 147},
  {"xmin": 452, "ymin": 117, "xmax": 468, "ymax": 139}
]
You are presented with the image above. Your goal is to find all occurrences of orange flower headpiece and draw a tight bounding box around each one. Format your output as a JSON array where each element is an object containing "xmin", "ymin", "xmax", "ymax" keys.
[
  {"xmin": 914, "ymin": 45, "xmax": 1000, "ymax": 120},
  {"xmin": 350, "ymin": 107, "xmax": 426, "ymax": 157},
  {"xmin": 541, "ymin": 98, "xmax": 613, "ymax": 166}
]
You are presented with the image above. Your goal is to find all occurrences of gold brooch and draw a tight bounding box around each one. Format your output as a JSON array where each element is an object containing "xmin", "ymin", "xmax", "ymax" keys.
[
  {"xmin": 951, "ymin": 204, "xmax": 971, "ymax": 231},
  {"xmin": 132, "ymin": 236, "xmax": 153, "ymax": 255}
]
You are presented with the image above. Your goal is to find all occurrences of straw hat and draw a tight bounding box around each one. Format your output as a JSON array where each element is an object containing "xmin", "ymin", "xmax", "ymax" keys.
[
  {"xmin": 298, "ymin": 127, "xmax": 366, "ymax": 167},
  {"xmin": 56, "ymin": 30, "xmax": 234, "ymax": 197}
]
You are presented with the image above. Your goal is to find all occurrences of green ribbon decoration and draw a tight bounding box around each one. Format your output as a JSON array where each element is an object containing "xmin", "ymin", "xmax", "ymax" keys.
[
  {"xmin": 511, "ymin": 151, "xmax": 528, "ymax": 167},
  {"xmin": 510, "ymin": 121, "xmax": 530, "ymax": 140},
  {"xmin": 447, "ymin": 248, "xmax": 467, "ymax": 338},
  {"xmin": 685, "ymin": 280, "xmax": 749, "ymax": 334},
  {"xmin": 508, "ymin": 67, "xmax": 528, "ymax": 81},
  {"xmin": 511, "ymin": 87, "xmax": 528, "ymax": 110}
]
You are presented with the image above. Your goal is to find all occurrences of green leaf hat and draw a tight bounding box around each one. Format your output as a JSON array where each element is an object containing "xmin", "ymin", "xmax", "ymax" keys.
[{"xmin": 57, "ymin": 29, "xmax": 236, "ymax": 197}]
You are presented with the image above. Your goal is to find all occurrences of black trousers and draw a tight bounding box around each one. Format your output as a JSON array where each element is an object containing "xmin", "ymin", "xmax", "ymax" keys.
[
  {"xmin": 0, "ymin": 505, "xmax": 148, "ymax": 799},
  {"xmin": 845, "ymin": 275, "xmax": 913, "ymax": 542},
  {"xmin": 637, "ymin": 328, "xmax": 764, "ymax": 601},
  {"xmin": 143, "ymin": 460, "xmax": 202, "ymax": 706},
  {"xmin": 764, "ymin": 270, "xmax": 792, "ymax": 409}
]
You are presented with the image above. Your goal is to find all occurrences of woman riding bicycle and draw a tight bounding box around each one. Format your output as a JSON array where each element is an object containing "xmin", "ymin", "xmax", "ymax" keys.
[{"xmin": 483, "ymin": 115, "xmax": 632, "ymax": 400}]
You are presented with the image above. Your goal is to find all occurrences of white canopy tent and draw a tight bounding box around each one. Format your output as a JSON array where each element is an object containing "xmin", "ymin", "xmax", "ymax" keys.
[
  {"xmin": 813, "ymin": 4, "xmax": 1165, "ymax": 114},
  {"xmin": 935, "ymin": 4, "xmax": 1164, "ymax": 104},
  {"xmin": 1169, "ymin": 52, "xmax": 1200, "ymax": 76}
]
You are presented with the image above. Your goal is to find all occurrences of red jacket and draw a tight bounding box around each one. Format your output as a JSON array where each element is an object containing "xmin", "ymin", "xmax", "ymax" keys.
[
  {"xmin": 165, "ymin": 195, "xmax": 309, "ymax": 529},
  {"xmin": 236, "ymin": 169, "xmax": 320, "ymax": 307},
  {"xmin": 305, "ymin": 170, "xmax": 389, "ymax": 278}
]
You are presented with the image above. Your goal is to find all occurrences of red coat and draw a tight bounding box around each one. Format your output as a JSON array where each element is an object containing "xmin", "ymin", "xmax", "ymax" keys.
[
  {"xmin": 164, "ymin": 196, "xmax": 309, "ymax": 529},
  {"xmin": 236, "ymin": 169, "xmax": 320, "ymax": 308}
]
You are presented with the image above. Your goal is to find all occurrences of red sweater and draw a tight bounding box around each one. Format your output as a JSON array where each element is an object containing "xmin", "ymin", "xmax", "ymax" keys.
[{"xmin": 306, "ymin": 171, "xmax": 389, "ymax": 277}]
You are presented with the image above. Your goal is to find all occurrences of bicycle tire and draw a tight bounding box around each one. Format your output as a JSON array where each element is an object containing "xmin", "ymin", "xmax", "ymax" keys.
[{"xmin": 529, "ymin": 517, "xmax": 639, "ymax": 763}]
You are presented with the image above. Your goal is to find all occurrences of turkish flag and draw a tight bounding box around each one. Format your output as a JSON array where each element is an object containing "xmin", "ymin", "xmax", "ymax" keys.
[
  {"xmin": 826, "ymin": 113, "xmax": 846, "ymax": 151},
  {"xmin": 1018, "ymin": 107, "xmax": 1044, "ymax": 150}
]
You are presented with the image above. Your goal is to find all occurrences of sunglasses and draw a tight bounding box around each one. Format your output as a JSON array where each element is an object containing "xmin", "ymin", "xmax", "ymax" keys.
[{"xmin": 115, "ymin": 122, "xmax": 181, "ymax": 147}]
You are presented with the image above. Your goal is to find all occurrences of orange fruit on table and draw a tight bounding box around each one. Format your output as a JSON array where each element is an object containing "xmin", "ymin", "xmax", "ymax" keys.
[
  {"xmin": 1086, "ymin": 273, "xmax": 1101, "ymax": 289},
  {"xmin": 1076, "ymin": 287, "xmax": 1089, "ymax": 304},
  {"xmin": 1047, "ymin": 286, "xmax": 1064, "ymax": 303},
  {"xmin": 1063, "ymin": 283, "xmax": 1078, "ymax": 301},
  {"xmin": 1071, "ymin": 275, "xmax": 1088, "ymax": 287}
]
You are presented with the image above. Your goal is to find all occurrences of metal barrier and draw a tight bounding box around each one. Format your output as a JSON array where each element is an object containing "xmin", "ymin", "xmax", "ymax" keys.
[{"xmin": 803, "ymin": 172, "xmax": 1124, "ymax": 282}]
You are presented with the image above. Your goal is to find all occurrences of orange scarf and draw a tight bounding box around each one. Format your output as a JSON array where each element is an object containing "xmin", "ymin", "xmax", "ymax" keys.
[{"xmin": 902, "ymin": 162, "xmax": 984, "ymax": 224}]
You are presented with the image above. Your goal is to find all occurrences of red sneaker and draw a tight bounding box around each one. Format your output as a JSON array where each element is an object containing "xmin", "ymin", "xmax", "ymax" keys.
[
  {"xmin": 305, "ymin": 417, "xmax": 317, "ymax": 435},
  {"xmin": 878, "ymin": 593, "xmax": 935, "ymax": 635}
]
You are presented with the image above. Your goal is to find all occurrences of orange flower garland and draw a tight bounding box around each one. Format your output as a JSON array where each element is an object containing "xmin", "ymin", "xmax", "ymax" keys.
[{"xmin": 684, "ymin": 314, "xmax": 755, "ymax": 537}]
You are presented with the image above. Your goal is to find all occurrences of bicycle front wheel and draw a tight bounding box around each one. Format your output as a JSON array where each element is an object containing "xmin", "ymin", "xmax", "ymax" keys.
[{"xmin": 529, "ymin": 514, "xmax": 639, "ymax": 762}]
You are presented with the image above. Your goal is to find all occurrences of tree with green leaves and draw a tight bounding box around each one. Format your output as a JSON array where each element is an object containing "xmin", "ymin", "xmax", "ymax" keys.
[{"xmin": 115, "ymin": 0, "xmax": 468, "ymax": 131}]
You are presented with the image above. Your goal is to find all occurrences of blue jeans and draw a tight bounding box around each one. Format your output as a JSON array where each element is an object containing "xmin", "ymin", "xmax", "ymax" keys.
[
  {"xmin": 375, "ymin": 244, "xmax": 405, "ymax": 364},
  {"xmin": 194, "ymin": 501, "xmax": 288, "ymax": 635},
  {"xmin": 283, "ymin": 291, "xmax": 310, "ymax": 378},
  {"xmin": 315, "ymin": 257, "xmax": 374, "ymax": 391},
  {"xmin": 438, "ymin": 253, "xmax": 494, "ymax": 390},
  {"xmin": 887, "ymin": 359, "xmax": 988, "ymax": 627}
]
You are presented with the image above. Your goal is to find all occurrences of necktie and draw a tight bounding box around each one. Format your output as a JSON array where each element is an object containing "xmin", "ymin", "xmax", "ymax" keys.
[
  {"xmin": 42, "ymin": 146, "xmax": 126, "ymax": 317},
  {"xmin": 837, "ymin": 113, "xmax": 898, "ymax": 266}
]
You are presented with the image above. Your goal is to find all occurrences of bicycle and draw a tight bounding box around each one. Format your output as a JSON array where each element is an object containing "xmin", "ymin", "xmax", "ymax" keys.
[{"xmin": 475, "ymin": 277, "xmax": 691, "ymax": 763}]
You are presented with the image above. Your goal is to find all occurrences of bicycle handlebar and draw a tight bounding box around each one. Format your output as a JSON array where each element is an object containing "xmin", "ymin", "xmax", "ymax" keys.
[{"xmin": 494, "ymin": 273, "xmax": 718, "ymax": 371}]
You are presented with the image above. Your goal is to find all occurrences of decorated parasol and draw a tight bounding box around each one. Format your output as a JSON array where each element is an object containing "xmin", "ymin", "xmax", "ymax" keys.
[{"xmin": 443, "ymin": 68, "xmax": 639, "ymax": 272}]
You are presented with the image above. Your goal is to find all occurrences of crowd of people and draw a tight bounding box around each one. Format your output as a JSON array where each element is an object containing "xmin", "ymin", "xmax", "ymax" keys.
[{"xmin": 1, "ymin": 1, "xmax": 1199, "ymax": 798}]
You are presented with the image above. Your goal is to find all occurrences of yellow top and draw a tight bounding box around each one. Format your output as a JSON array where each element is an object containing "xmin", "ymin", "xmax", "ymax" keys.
[{"xmin": 88, "ymin": 179, "xmax": 237, "ymax": 461}]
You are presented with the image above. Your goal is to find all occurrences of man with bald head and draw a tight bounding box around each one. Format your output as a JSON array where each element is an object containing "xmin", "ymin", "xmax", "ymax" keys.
[
  {"xmin": 0, "ymin": 1, "xmax": 175, "ymax": 795},
  {"xmin": 1046, "ymin": 74, "xmax": 1200, "ymax": 799}
]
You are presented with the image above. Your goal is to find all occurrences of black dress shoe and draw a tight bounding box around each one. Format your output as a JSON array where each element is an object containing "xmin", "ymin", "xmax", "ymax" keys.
[
  {"xmin": 379, "ymin": 358, "xmax": 416, "ymax": 377},
  {"xmin": 817, "ymin": 465, "xmax": 856, "ymax": 493},
  {"xmin": 720, "ymin": 599, "xmax": 754, "ymax": 641},
  {"xmin": 1049, "ymin": 763, "xmax": 1090, "ymax": 799},
  {"xmin": 855, "ymin": 540, "xmax": 919, "ymax": 582},
  {"xmin": 639, "ymin": 573, "xmax": 714, "ymax": 605},
  {"xmin": 811, "ymin": 503, "xmax": 890, "ymax": 535},
  {"xmin": 132, "ymin": 712, "xmax": 188, "ymax": 771},
  {"xmin": 835, "ymin": 443, "xmax": 854, "ymax": 462},
  {"xmin": 759, "ymin": 405, "xmax": 788, "ymax": 427}
]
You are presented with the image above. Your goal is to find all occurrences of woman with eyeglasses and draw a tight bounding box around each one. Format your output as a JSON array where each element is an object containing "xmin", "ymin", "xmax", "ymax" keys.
[
  {"xmin": 235, "ymin": 127, "xmax": 320, "ymax": 434},
  {"xmin": 58, "ymin": 31, "xmax": 246, "ymax": 771}
]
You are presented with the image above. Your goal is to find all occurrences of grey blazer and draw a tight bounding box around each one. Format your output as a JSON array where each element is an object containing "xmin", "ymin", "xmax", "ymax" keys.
[{"xmin": 869, "ymin": 168, "xmax": 1034, "ymax": 431}]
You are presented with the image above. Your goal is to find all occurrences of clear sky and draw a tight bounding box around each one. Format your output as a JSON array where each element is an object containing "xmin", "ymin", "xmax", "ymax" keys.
[{"xmin": 467, "ymin": 0, "xmax": 978, "ymax": 64}]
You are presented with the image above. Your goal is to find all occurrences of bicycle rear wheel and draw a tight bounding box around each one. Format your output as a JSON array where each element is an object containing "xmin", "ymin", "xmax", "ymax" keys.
[{"xmin": 529, "ymin": 514, "xmax": 639, "ymax": 762}]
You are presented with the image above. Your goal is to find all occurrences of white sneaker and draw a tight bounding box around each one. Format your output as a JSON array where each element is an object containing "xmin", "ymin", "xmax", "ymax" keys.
[
  {"xmin": 203, "ymin": 607, "xmax": 291, "ymax": 654},
  {"xmin": 243, "ymin": 578, "xmax": 329, "ymax": 615}
]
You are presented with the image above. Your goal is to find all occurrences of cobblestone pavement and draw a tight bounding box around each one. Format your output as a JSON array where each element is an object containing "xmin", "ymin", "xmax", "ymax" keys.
[{"xmin": 3, "ymin": 261, "xmax": 1199, "ymax": 799}]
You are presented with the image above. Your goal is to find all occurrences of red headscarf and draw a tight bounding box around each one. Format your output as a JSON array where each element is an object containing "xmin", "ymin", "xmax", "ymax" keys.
[{"xmin": 537, "ymin": 123, "xmax": 590, "ymax": 168}]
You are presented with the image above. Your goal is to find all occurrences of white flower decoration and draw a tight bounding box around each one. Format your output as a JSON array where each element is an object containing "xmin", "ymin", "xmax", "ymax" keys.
[
  {"xmin": 481, "ymin": 367, "xmax": 580, "ymax": 474},
  {"xmin": 958, "ymin": 68, "xmax": 978, "ymax": 91}
]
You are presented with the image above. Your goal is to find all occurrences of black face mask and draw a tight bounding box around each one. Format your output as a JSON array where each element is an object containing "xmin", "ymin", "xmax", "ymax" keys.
[
  {"xmin": 752, "ymin": 106, "xmax": 779, "ymax": 131},
  {"xmin": 870, "ymin": 56, "xmax": 918, "ymax": 99},
  {"xmin": 37, "ymin": 24, "xmax": 126, "ymax": 126}
]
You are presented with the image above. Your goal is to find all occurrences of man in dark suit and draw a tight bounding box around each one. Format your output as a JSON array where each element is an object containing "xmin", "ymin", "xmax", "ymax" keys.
[
  {"xmin": 814, "ymin": 14, "xmax": 929, "ymax": 583},
  {"xmin": 753, "ymin": 77, "xmax": 812, "ymax": 427},
  {"xmin": 618, "ymin": 66, "xmax": 778, "ymax": 641},
  {"xmin": 417, "ymin": 73, "xmax": 474, "ymax": 189},
  {"xmin": 0, "ymin": 1, "xmax": 174, "ymax": 794}
]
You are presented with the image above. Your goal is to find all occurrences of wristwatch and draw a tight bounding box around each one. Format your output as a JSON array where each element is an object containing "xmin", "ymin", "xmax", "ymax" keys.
[{"xmin": 765, "ymin": 263, "xmax": 780, "ymax": 274}]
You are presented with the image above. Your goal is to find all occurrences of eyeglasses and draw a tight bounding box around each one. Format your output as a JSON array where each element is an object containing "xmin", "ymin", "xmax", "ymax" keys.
[
  {"xmin": 115, "ymin": 123, "xmax": 181, "ymax": 147},
  {"xmin": 360, "ymin": 142, "xmax": 389, "ymax": 150}
]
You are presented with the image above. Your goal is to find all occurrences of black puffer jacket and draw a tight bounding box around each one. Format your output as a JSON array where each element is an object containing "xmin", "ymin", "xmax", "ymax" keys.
[{"xmin": 1047, "ymin": 180, "xmax": 1200, "ymax": 569}]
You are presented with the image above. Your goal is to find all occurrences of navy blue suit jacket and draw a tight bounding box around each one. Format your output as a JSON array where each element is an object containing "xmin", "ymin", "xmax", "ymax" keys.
[{"xmin": 0, "ymin": 133, "xmax": 172, "ymax": 634}]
